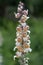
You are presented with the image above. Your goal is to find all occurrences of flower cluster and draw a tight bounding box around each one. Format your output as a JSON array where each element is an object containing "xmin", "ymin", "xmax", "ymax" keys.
[{"xmin": 13, "ymin": 1, "xmax": 32, "ymax": 65}]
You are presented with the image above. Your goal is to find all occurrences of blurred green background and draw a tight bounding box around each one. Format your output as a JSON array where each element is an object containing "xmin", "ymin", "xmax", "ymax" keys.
[{"xmin": 0, "ymin": 0, "xmax": 43, "ymax": 65}]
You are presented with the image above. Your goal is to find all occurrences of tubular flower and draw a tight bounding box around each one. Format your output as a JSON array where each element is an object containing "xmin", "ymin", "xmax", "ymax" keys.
[{"xmin": 13, "ymin": 1, "xmax": 32, "ymax": 65}]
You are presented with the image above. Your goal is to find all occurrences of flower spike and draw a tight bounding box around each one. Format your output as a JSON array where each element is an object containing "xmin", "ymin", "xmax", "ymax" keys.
[{"xmin": 13, "ymin": 1, "xmax": 32, "ymax": 65}]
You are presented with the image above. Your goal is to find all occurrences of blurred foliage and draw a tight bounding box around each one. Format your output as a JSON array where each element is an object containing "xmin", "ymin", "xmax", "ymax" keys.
[{"xmin": 0, "ymin": 17, "xmax": 43, "ymax": 65}]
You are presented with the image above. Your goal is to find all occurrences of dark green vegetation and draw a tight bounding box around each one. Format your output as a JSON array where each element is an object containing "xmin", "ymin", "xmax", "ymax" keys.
[{"xmin": 0, "ymin": 17, "xmax": 43, "ymax": 65}]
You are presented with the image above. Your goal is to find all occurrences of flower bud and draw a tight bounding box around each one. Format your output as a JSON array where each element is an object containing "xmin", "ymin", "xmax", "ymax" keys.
[
  {"xmin": 17, "ymin": 7, "xmax": 22, "ymax": 12},
  {"xmin": 19, "ymin": 1, "xmax": 24, "ymax": 6},
  {"xmin": 22, "ymin": 9, "xmax": 28, "ymax": 15},
  {"xmin": 16, "ymin": 51, "xmax": 22, "ymax": 57},
  {"xmin": 14, "ymin": 12, "xmax": 21, "ymax": 18}
]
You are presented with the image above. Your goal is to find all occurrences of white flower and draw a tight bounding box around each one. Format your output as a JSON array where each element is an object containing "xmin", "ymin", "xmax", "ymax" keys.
[
  {"xmin": 20, "ymin": 23, "xmax": 26, "ymax": 27},
  {"xmin": 24, "ymin": 48, "xmax": 32, "ymax": 53},
  {"xmin": 23, "ymin": 37, "xmax": 28, "ymax": 41},
  {"xmin": 16, "ymin": 51, "xmax": 22, "ymax": 57},
  {"xmin": 23, "ymin": 36, "xmax": 30, "ymax": 43},
  {"xmin": 23, "ymin": 35, "xmax": 30, "ymax": 42},
  {"xmin": 15, "ymin": 42, "xmax": 21, "ymax": 46},
  {"xmin": 23, "ymin": 37, "xmax": 27, "ymax": 41},
  {"xmin": 24, "ymin": 48, "xmax": 28, "ymax": 53}
]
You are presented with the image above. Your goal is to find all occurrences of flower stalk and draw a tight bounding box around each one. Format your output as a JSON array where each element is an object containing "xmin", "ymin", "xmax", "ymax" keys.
[{"xmin": 13, "ymin": 1, "xmax": 32, "ymax": 65}]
